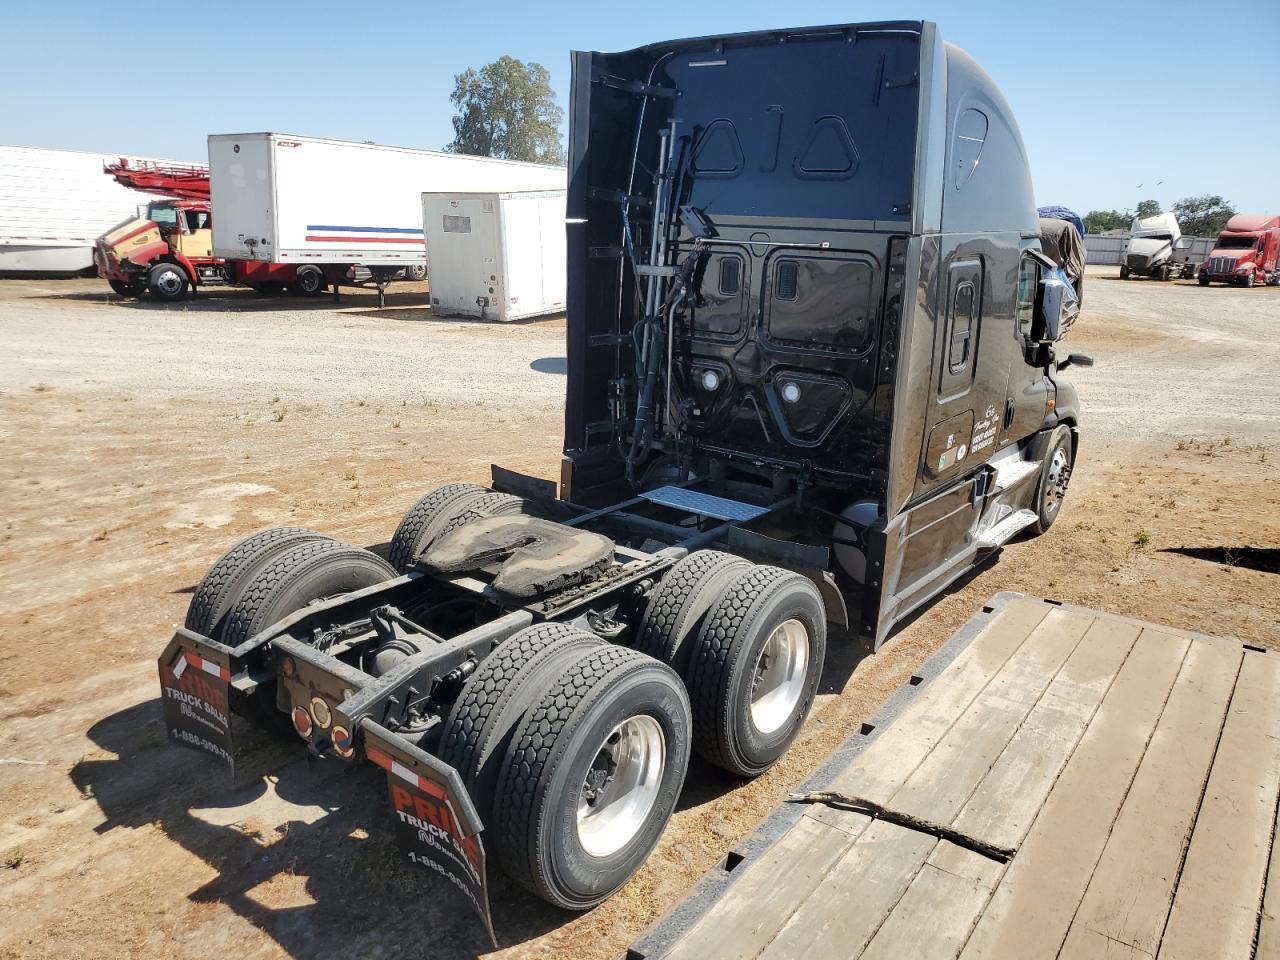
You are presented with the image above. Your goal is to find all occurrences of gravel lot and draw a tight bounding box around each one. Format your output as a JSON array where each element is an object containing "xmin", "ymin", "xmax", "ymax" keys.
[
  {"xmin": 1, "ymin": 280, "xmax": 567, "ymax": 409},
  {"xmin": 0, "ymin": 270, "xmax": 1276, "ymax": 960}
]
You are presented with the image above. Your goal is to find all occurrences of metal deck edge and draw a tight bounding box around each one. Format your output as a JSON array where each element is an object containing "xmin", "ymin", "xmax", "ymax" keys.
[{"xmin": 623, "ymin": 590, "xmax": 1031, "ymax": 960}]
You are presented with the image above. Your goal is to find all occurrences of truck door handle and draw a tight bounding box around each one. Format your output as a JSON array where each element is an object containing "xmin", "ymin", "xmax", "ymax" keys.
[{"xmin": 1004, "ymin": 398, "xmax": 1015, "ymax": 429}]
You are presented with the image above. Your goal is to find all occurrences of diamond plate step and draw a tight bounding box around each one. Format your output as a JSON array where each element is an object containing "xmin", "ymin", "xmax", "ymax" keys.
[
  {"xmin": 976, "ymin": 508, "xmax": 1038, "ymax": 549},
  {"xmin": 638, "ymin": 485, "xmax": 771, "ymax": 522}
]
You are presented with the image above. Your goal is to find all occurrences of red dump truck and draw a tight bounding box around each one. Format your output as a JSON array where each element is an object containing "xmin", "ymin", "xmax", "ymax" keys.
[{"xmin": 1197, "ymin": 214, "xmax": 1280, "ymax": 287}]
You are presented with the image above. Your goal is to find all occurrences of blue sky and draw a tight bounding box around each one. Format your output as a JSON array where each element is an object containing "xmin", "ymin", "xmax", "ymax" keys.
[{"xmin": 2, "ymin": 0, "xmax": 1276, "ymax": 214}]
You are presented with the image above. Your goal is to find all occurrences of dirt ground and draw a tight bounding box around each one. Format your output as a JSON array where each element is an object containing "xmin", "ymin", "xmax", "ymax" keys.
[{"xmin": 1, "ymin": 269, "xmax": 1277, "ymax": 960}]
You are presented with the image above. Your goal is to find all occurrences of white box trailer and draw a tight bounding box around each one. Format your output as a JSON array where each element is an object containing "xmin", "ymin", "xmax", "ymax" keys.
[
  {"xmin": 421, "ymin": 190, "xmax": 567, "ymax": 322},
  {"xmin": 0, "ymin": 145, "xmax": 206, "ymax": 274},
  {"xmin": 208, "ymin": 134, "xmax": 566, "ymax": 278}
]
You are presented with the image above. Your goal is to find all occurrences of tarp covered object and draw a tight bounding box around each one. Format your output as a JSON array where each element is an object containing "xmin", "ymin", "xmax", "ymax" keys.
[
  {"xmin": 1037, "ymin": 205, "xmax": 1085, "ymax": 238},
  {"xmin": 1039, "ymin": 217, "xmax": 1087, "ymax": 306}
]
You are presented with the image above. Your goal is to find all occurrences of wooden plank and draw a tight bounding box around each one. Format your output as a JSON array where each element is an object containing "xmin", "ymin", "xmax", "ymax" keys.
[
  {"xmin": 1058, "ymin": 639, "xmax": 1241, "ymax": 959},
  {"xmin": 664, "ymin": 810, "xmax": 871, "ymax": 960},
  {"xmin": 957, "ymin": 627, "xmax": 1191, "ymax": 960},
  {"xmin": 758, "ymin": 608, "xmax": 1086, "ymax": 958},
  {"xmin": 1057, "ymin": 926, "xmax": 1151, "ymax": 959},
  {"xmin": 859, "ymin": 841, "xmax": 1004, "ymax": 960},
  {"xmin": 951, "ymin": 616, "xmax": 1142, "ymax": 851},
  {"xmin": 1157, "ymin": 651, "xmax": 1280, "ymax": 960},
  {"xmin": 1255, "ymin": 813, "xmax": 1280, "ymax": 960},
  {"xmin": 758, "ymin": 819, "xmax": 937, "ymax": 960},
  {"xmin": 886, "ymin": 606, "xmax": 1093, "ymax": 826},
  {"xmin": 828, "ymin": 597, "xmax": 1052, "ymax": 805}
]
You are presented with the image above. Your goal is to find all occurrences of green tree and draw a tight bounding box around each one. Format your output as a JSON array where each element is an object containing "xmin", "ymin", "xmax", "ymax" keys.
[
  {"xmin": 1135, "ymin": 199, "xmax": 1162, "ymax": 219},
  {"xmin": 1171, "ymin": 195, "xmax": 1235, "ymax": 238},
  {"xmin": 446, "ymin": 56, "xmax": 565, "ymax": 164},
  {"xmin": 1083, "ymin": 209, "xmax": 1130, "ymax": 234}
]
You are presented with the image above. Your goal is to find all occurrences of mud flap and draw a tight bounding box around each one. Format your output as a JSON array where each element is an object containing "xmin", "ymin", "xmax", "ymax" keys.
[
  {"xmin": 361, "ymin": 718, "xmax": 496, "ymax": 947},
  {"xmin": 157, "ymin": 631, "xmax": 234, "ymax": 773}
]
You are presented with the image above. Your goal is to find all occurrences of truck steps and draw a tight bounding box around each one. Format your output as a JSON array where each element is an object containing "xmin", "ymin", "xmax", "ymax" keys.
[
  {"xmin": 638, "ymin": 485, "xmax": 771, "ymax": 522},
  {"xmin": 990, "ymin": 458, "xmax": 1040, "ymax": 495},
  {"xmin": 976, "ymin": 508, "xmax": 1038, "ymax": 549}
]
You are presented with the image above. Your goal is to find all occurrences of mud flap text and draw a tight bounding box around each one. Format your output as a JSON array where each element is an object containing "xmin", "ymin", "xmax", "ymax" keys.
[
  {"xmin": 158, "ymin": 642, "xmax": 233, "ymax": 774},
  {"xmin": 364, "ymin": 726, "xmax": 495, "ymax": 946}
]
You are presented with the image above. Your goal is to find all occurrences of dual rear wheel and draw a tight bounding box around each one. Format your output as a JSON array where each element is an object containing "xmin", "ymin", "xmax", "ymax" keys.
[
  {"xmin": 638, "ymin": 552, "xmax": 827, "ymax": 777},
  {"xmin": 440, "ymin": 622, "xmax": 690, "ymax": 908},
  {"xmin": 186, "ymin": 487, "xmax": 826, "ymax": 911}
]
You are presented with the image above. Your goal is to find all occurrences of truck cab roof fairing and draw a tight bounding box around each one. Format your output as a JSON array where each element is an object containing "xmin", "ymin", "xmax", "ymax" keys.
[{"xmin": 939, "ymin": 43, "xmax": 1038, "ymax": 236}]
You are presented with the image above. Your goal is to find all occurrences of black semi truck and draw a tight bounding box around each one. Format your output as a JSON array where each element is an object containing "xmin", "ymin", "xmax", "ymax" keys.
[{"xmin": 158, "ymin": 20, "xmax": 1089, "ymax": 935}]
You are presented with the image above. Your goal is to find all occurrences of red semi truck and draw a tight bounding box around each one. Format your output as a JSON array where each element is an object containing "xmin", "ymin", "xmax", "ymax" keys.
[{"xmin": 1197, "ymin": 214, "xmax": 1280, "ymax": 287}]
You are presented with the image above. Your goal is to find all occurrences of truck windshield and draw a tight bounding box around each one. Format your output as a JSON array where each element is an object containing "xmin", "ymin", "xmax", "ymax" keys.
[
  {"xmin": 1218, "ymin": 236, "xmax": 1260, "ymax": 249},
  {"xmin": 146, "ymin": 204, "xmax": 178, "ymax": 227}
]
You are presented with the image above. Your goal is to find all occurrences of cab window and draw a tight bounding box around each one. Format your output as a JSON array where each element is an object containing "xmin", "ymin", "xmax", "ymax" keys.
[
  {"xmin": 1016, "ymin": 256, "xmax": 1039, "ymax": 337},
  {"xmin": 146, "ymin": 203, "xmax": 178, "ymax": 227},
  {"xmin": 940, "ymin": 258, "xmax": 982, "ymax": 398}
]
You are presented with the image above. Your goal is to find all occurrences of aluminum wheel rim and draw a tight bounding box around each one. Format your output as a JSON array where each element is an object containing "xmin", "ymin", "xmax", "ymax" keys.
[
  {"xmin": 576, "ymin": 715, "xmax": 665, "ymax": 858},
  {"xmin": 1043, "ymin": 446, "xmax": 1071, "ymax": 517},
  {"xmin": 155, "ymin": 269, "xmax": 182, "ymax": 295},
  {"xmin": 750, "ymin": 619, "xmax": 809, "ymax": 735}
]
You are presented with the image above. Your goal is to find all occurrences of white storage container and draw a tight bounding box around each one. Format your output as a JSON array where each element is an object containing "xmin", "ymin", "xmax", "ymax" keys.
[
  {"xmin": 421, "ymin": 190, "xmax": 566, "ymax": 322},
  {"xmin": 208, "ymin": 133, "xmax": 565, "ymax": 269},
  {"xmin": 0, "ymin": 145, "xmax": 205, "ymax": 274}
]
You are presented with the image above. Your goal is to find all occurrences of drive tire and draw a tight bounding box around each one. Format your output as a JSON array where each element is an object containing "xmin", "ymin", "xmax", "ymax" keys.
[
  {"xmin": 220, "ymin": 540, "xmax": 395, "ymax": 648},
  {"xmin": 1119, "ymin": 265, "xmax": 1130, "ymax": 280},
  {"xmin": 493, "ymin": 645, "xmax": 691, "ymax": 909},
  {"xmin": 635, "ymin": 550, "xmax": 751, "ymax": 674},
  {"xmin": 290, "ymin": 265, "xmax": 326, "ymax": 296},
  {"xmin": 1198, "ymin": 277, "xmax": 1211, "ymax": 286},
  {"xmin": 686, "ymin": 566, "xmax": 825, "ymax": 778},
  {"xmin": 147, "ymin": 261, "xmax": 190, "ymax": 301},
  {"xmin": 439, "ymin": 623, "xmax": 605, "ymax": 825},
  {"xmin": 185, "ymin": 527, "xmax": 333, "ymax": 641},
  {"xmin": 108, "ymin": 279, "xmax": 142, "ymax": 297},
  {"xmin": 387, "ymin": 483, "xmax": 489, "ymax": 572},
  {"xmin": 1032, "ymin": 425, "xmax": 1074, "ymax": 535}
]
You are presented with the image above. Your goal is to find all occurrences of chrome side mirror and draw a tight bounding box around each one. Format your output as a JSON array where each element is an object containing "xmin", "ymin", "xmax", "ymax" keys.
[{"xmin": 1037, "ymin": 272, "xmax": 1071, "ymax": 341}]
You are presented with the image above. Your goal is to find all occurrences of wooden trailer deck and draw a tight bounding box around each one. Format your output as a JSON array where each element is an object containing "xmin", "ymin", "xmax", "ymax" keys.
[{"xmin": 629, "ymin": 593, "xmax": 1280, "ymax": 960}]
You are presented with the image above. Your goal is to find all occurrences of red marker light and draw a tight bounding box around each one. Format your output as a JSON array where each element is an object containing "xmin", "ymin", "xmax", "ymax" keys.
[
  {"xmin": 280, "ymin": 656, "xmax": 296, "ymax": 678},
  {"xmin": 292, "ymin": 705, "xmax": 313, "ymax": 738},
  {"xmin": 332, "ymin": 725, "xmax": 355, "ymax": 758}
]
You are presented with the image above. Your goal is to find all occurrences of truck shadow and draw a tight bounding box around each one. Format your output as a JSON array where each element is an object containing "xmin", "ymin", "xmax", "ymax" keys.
[
  {"xmin": 1160, "ymin": 545, "xmax": 1279, "ymax": 575},
  {"xmin": 530, "ymin": 357, "xmax": 567, "ymax": 375},
  {"xmin": 70, "ymin": 700, "xmax": 567, "ymax": 958},
  {"xmin": 356, "ymin": 306, "xmax": 566, "ymax": 327}
]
